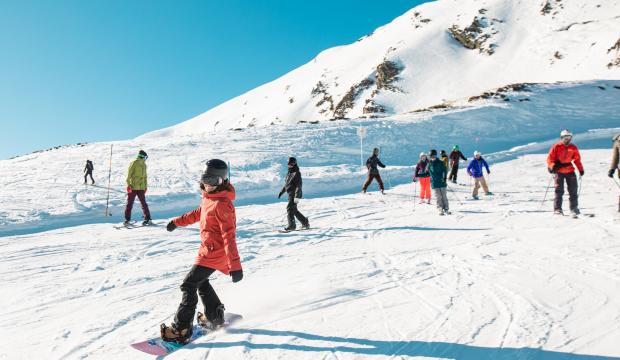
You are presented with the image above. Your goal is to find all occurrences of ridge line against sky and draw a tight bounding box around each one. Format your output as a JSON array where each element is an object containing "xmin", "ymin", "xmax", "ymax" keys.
[{"xmin": 0, "ymin": 0, "xmax": 432, "ymax": 160}]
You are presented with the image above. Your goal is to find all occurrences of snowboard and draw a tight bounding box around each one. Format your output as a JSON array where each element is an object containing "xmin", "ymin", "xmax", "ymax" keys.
[{"xmin": 130, "ymin": 313, "xmax": 243, "ymax": 356}]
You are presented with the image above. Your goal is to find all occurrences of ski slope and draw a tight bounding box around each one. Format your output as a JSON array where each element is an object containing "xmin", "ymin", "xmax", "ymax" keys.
[
  {"xmin": 1, "ymin": 150, "xmax": 619, "ymax": 360},
  {"xmin": 1, "ymin": 81, "xmax": 619, "ymax": 235}
]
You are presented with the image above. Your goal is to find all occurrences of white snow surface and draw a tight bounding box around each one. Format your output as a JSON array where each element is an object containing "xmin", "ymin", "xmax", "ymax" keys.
[
  {"xmin": 149, "ymin": 0, "xmax": 620, "ymax": 134},
  {"xmin": 1, "ymin": 150, "xmax": 620, "ymax": 360}
]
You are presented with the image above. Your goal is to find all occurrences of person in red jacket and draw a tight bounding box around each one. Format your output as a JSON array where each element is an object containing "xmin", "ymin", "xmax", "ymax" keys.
[
  {"xmin": 547, "ymin": 130, "xmax": 584, "ymax": 216},
  {"xmin": 160, "ymin": 159, "xmax": 243, "ymax": 343}
]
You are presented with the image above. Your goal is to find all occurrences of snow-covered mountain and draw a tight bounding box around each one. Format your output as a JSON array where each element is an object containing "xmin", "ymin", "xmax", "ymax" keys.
[{"xmin": 150, "ymin": 0, "xmax": 620, "ymax": 136}]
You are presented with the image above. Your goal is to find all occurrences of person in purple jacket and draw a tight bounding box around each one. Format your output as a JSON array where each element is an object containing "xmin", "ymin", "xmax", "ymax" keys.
[{"xmin": 467, "ymin": 151, "xmax": 493, "ymax": 200}]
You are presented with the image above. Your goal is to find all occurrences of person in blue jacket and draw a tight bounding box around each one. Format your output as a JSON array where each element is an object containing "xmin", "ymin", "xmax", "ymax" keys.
[{"xmin": 467, "ymin": 151, "xmax": 493, "ymax": 200}]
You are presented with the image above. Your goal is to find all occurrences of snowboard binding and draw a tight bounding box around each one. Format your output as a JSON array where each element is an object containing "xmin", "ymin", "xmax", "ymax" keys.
[{"xmin": 160, "ymin": 323, "xmax": 193, "ymax": 344}]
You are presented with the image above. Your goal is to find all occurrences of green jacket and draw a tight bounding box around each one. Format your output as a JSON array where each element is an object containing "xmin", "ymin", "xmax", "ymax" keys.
[
  {"xmin": 429, "ymin": 158, "xmax": 447, "ymax": 189},
  {"xmin": 126, "ymin": 158, "xmax": 147, "ymax": 190}
]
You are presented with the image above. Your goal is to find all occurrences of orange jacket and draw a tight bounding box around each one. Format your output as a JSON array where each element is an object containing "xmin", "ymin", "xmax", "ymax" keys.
[
  {"xmin": 173, "ymin": 185, "xmax": 241, "ymax": 274},
  {"xmin": 547, "ymin": 142, "xmax": 584, "ymax": 174}
]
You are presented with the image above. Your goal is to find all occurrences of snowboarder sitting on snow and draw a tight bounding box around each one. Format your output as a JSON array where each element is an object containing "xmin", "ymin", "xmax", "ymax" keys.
[
  {"xmin": 413, "ymin": 152, "xmax": 431, "ymax": 204},
  {"xmin": 467, "ymin": 151, "xmax": 492, "ymax": 200},
  {"xmin": 429, "ymin": 149, "xmax": 450, "ymax": 215},
  {"xmin": 362, "ymin": 147, "xmax": 386, "ymax": 194},
  {"xmin": 547, "ymin": 130, "xmax": 584, "ymax": 216},
  {"xmin": 124, "ymin": 150, "xmax": 152, "ymax": 226},
  {"xmin": 448, "ymin": 145, "xmax": 467, "ymax": 184},
  {"xmin": 278, "ymin": 157, "xmax": 309, "ymax": 232},
  {"xmin": 84, "ymin": 160, "xmax": 95, "ymax": 185},
  {"xmin": 440, "ymin": 150, "xmax": 449, "ymax": 183},
  {"xmin": 161, "ymin": 159, "xmax": 243, "ymax": 344},
  {"xmin": 608, "ymin": 133, "xmax": 620, "ymax": 212}
]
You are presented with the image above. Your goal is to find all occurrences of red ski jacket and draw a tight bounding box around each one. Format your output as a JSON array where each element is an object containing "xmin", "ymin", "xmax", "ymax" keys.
[
  {"xmin": 173, "ymin": 185, "xmax": 241, "ymax": 274},
  {"xmin": 547, "ymin": 142, "xmax": 584, "ymax": 174}
]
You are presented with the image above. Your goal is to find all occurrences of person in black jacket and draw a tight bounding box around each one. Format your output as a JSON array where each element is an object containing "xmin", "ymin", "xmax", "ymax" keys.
[
  {"xmin": 278, "ymin": 157, "xmax": 309, "ymax": 232},
  {"xmin": 84, "ymin": 160, "xmax": 95, "ymax": 184},
  {"xmin": 448, "ymin": 145, "xmax": 467, "ymax": 184},
  {"xmin": 362, "ymin": 148, "xmax": 386, "ymax": 194}
]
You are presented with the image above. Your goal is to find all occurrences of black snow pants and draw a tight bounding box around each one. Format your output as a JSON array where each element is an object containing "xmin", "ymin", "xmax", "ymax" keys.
[
  {"xmin": 173, "ymin": 265, "xmax": 223, "ymax": 329},
  {"xmin": 448, "ymin": 165, "xmax": 459, "ymax": 183},
  {"xmin": 554, "ymin": 172, "xmax": 579, "ymax": 212},
  {"xmin": 84, "ymin": 171, "xmax": 94, "ymax": 184},
  {"xmin": 287, "ymin": 195, "xmax": 308, "ymax": 229}
]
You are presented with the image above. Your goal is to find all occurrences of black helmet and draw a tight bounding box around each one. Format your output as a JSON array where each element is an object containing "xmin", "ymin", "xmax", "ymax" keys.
[
  {"xmin": 288, "ymin": 157, "xmax": 297, "ymax": 165},
  {"xmin": 201, "ymin": 159, "xmax": 228, "ymax": 186},
  {"xmin": 138, "ymin": 150, "xmax": 148, "ymax": 159},
  {"xmin": 372, "ymin": 147, "xmax": 380, "ymax": 155},
  {"xmin": 429, "ymin": 149, "xmax": 438, "ymax": 157}
]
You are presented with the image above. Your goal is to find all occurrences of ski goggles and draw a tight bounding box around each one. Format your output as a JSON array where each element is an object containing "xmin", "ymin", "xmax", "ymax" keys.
[{"xmin": 200, "ymin": 173, "xmax": 224, "ymax": 186}]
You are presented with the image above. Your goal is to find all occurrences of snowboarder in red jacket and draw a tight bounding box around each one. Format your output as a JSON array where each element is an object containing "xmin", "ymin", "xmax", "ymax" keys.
[
  {"xmin": 547, "ymin": 130, "xmax": 584, "ymax": 216},
  {"xmin": 161, "ymin": 159, "xmax": 243, "ymax": 344}
]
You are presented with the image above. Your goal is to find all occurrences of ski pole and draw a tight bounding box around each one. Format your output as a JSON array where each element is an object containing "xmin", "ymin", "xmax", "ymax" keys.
[
  {"xmin": 612, "ymin": 177, "xmax": 620, "ymax": 189},
  {"xmin": 540, "ymin": 175, "xmax": 554, "ymax": 208},
  {"xmin": 578, "ymin": 174, "xmax": 583, "ymax": 197},
  {"xmin": 446, "ymin": 184, "xmax": 464, "ymax": 205},
  {"xmin": 413, "ymin": 181, "xmax": 417, "ymax": 211}
]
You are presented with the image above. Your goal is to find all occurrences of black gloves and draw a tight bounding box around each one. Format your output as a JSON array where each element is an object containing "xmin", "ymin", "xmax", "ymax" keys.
[
  {"xmin": 278, "ymin": 190, "xmax": 284, "ymax": 199},
  {"xmin": 610, "ymin": 169, "xmax": 616, "ymax": 178},
  {"xmin": 579, "ymin": 170, "xmax": 585, "ymax": 177},
  {"xmin": 166, "ymin": 221, "xmax": 177, "ymax": 232},
  {"xmin": 231, "ymin": 270, "xmax": 243, "ymax": 283},
  {"xmin": 548, "ymin": 167, "xmax": 555, "ymax": 174}
]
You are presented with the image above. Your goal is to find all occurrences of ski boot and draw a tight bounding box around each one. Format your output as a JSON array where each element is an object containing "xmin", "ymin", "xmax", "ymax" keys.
[
  {"xmin": 444, "ymin": 209, "xmax": 452, "ymax": 215},
  {"xmin": 197, "ymin": 304, "xmax": 225, "ymax": 330},
  {"xmin": 554, "ymin": 209, "xmax": 564, "ymax": 216},
  {"xmin": 570, "ymin": 209, "xmax": 580, "ymax": 218},
  {"xmin": 438, "ymin": 209, "xmax": 445, "ymax": 216},
  {"xmin": 301, "ymin": 222, "xmax": 310, "ymax": 230},
  {"xmin": 282, "ymin": 225, "xmax": 296, "ymax": 233},
  {"xmin": 472, "ymin": 195, "xmax": 480, "ymax": 200},
  {"xmin": 485, "ymin": 192, "xmax": 493, "ymax": 196},
  {"xmin": 123, "ymin": 220, "xmax": 132, "ymax": 226},
  {"xmin": 381, "ymin": 190, "xmax": 385, "ymax": 195},
  {"xmin": 142, "ymin": 218, "xmax": 153, "ymax": 226},
  {"xmin": 426, "ymin": 199, "xmax": 431, "ymax": 204},
  {"xmin": 160, "ymin": 323, "xmax": 193, "ymax": 344}
]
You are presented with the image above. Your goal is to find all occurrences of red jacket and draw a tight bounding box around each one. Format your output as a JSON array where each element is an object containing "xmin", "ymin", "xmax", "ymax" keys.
[
  {"xmin": 173, "ymin": 185, "xmax": 241, "ymax": 274},
  {"xmin": 547, "ymin": 142, "xmax": 584, "ymax": 174}
]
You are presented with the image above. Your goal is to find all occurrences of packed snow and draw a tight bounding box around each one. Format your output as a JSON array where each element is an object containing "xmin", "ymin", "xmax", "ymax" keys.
[
  {"xmin": 1, "ymin": 1, "xmax": 620, "ymax": 359},
  {"xmin": 1, "ymin": 150, "xmax": 619, "ymax": 360}
]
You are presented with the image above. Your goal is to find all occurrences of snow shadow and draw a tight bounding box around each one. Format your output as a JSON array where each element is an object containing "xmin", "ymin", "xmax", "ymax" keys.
[{"xmin": 191, "ymin": 328, "xmax": 620, "ymax": 360}]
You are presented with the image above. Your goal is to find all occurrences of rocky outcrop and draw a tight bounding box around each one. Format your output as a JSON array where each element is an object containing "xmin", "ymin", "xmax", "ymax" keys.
[
  {"xmin": 363, "ymin": 99, "xmax": 386, "ymax": 115},
  {"xmin": 448, "ymin": 16, "xmax": 498, "ymax": 55},
  {"xmin": 607, "ymin": 37, "xmax": 620, "ymax": 69},
  {"xmin": 333, "ymin": 78, "xmax": 374, "ymax": 119},
  {"xmin": 541, "ymin": 0, "xmax": 563, "ymax": 16},
  {"xmin": 376, "ymin": 60, "xmax": 403, "ymax": 91},
  {"xmin": 311, "ymin": 81, "xmax": 335, "ymax": 114},
  {"xmin": 468, "ymin": 83, "xmax": 533, "ymax": 102}
]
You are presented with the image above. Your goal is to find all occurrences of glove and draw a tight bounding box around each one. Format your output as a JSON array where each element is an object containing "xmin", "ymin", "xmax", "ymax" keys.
[
  {"xmin": 278, "ymin": 191, "xmax": 284, "ymax": 199},
  {"xmin": 579, "ymin": 170, "xmax": 585, "ymax": 177},
  {"xmin": 166, "ymin": 220, "xmax": 177, "ymax": 232},
  {"xmin": 487, "ymin": 170, "xmax": 491, "ymax": 175},
  {"xmin": 609, "ymin": 169, "xmax": 616, "ymax": 178},
  {"xmin": 230, "ymin": 270, "xmax": 243, "ymax": 283},
  {"xmin": 144, "ymin": 188, "xmax": 147, "ymax": 194},
  {"xmin": 294, "ymin": 198, "xmax": 300, "ymax": 204},
  {"xmin": 126, "ymin": 186, "xmax": 132, "ymax": 193},
  {"xmin": 412, "ymin": 177, "xmax": 418, "ymax": 183},
  {"xmin": 548, "ymin": 167, "xmax": 555, "ymax": 174}
]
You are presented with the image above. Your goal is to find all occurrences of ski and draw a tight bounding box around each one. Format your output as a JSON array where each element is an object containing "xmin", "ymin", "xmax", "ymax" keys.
[
  {"xmin": 114, "ymin": 221, "xmax": 137, "ymax": 230},
  {"xmin": 278, "ymin": 227, "xmax": 311, "ymax": 233},
  {"xmin": 130, "ymin": 313, "xmax": 243, "ymax": 356}
]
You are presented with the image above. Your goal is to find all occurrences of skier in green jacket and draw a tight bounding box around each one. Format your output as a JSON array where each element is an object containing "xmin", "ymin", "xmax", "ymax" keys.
[{"xmin": 124, "ymin": 150, "xmax": 152, "ymax": 226}]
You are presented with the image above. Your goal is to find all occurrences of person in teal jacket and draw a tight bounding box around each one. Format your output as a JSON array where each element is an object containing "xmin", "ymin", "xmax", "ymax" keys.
[{"xmin": 428, "ymin": 149, "xmax": 450, "ymax": 215}]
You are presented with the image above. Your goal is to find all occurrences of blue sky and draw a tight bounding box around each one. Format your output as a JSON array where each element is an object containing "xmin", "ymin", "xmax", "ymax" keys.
[{"xmin": 0, "ymin": 0, "xmax": 431, "ymax": 159}]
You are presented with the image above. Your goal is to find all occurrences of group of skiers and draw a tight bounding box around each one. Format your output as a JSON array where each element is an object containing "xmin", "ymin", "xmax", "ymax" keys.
[{"xmin": 78, "ymin": 130, "xmax": 620, "ymax": 344}]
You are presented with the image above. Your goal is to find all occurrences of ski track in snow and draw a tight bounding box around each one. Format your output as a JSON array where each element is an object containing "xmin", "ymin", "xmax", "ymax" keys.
[{"xmin": 1, "ymin": 150, "xmax": 619, "ymax": 360}]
